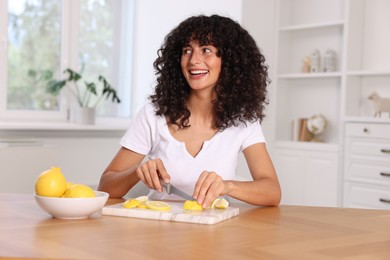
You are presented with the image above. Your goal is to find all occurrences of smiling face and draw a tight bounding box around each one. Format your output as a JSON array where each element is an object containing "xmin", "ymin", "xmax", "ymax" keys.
[{"xmin": 180, "ymin": 40, "xmax": 222, "ymax": 93}]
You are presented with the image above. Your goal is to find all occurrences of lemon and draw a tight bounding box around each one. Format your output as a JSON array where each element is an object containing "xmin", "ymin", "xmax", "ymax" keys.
[
  {"xmin": 135, "ymin": 195, "xmax": 149, "ymax": 203},
  {"xmin": 211, "ymin": 198, "xmax": 229, "ymax": 209},
  {"xmin": 183, "ymin": 200, "xmax": 203, "ymax": 211},
  {"xmin": 137, "ymin": 204, "xmax": 148, "ymax": 209},
  {"xmin": 123, "ymin": 199, "xmax": 141, "ymax": 209},
  {"xmin": 62, "ymin": 184, "xmax": 96, "ymax": 198},
  {"xmin": 65, "ymin": 182, "xmax": 74, "ymax": 190},
  {"xmin": 35, "ymin": 167, "xmax": 67, "ymax": 197},
  {"xmin": 145, "ymin": 200, "xmax": 171, "ymax": 211}
]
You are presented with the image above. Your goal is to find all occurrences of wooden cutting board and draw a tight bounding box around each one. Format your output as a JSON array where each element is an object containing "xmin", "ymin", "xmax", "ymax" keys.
[{"xmin": 102, "ymin": 201, "xmax": 239, "ymax": 225}]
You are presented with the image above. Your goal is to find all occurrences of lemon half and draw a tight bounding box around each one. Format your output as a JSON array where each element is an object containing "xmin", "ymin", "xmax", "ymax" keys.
[{"xmin": 211, "ymin": 198, "xmax": 229, "ymax": 209}]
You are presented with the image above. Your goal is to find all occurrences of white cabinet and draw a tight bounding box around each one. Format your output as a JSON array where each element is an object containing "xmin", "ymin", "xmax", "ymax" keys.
[
  {"xmin": 341, "ymin": 0, "xmax": 390, "ymax": 210},
  {"xmin": 0, "ymin": 143, "xmax": 59, "ymax": 194},
  {"xmin": 273, "ymin": 143, "xmax": 339, "ymax": 207},
  {"xmin": 272, "ymin": 0, "xmax": 344, "ymax": 206},
  {"xmin": 0, "ymin": 131, "xmax": 122, "ymax": 194},
  {"xmin": 272, "ymin": 0, "xmax": 390, "ymax": 208},
  {"xmin": 343, "ymin": 123, "xmax": 390, "ymax": 209}
]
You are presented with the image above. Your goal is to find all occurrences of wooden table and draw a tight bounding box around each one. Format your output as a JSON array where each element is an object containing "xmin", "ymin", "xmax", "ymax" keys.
[{"xmin": 0, "ymin": 193, "xmax": 389, "ymax": 259}]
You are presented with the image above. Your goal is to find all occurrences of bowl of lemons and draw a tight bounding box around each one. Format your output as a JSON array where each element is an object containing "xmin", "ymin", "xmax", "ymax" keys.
[{"xmin": 34, "ymin": 167, "xmax": 109, "ymax": 219}]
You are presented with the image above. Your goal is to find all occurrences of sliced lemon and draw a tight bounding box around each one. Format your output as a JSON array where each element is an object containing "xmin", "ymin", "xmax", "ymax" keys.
[
  {"xmin": 145, "ymin": 200, "xmax": 171, "ymax": 211},
  {"xmin": 183, "ymin": 200, "xmax": 203, "ymax": 211},
  {"xmin": 211, "ymin": 198, "xmax": 229, "ymax": 209},
  {"xmin": 135, "ymin": 195, "xmax": 149, "ymax": 203},
  {"xmin": 122, "ymin": 199, "xmax": 141, "ymax": 209},
  {"xmin": 136, "ymin": 203, "xmax": 148, "ymax": 209}
]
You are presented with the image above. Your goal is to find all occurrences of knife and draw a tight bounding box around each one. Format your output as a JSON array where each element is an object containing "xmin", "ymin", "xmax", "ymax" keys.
[{"xmin": 161, "ymin": 181, "xmax": 194, "ymax": 201}]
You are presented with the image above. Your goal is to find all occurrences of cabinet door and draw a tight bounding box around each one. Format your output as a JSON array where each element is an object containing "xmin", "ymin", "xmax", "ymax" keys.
[
  {"xmin": 304, "ymin": 151, "xmax": 339, "ymax": 206},
  {"xmin": 273, "ymin": 149, "xmax": 305, "ymax": 205},
  {"xmin": 0, "ymin": 136, "xmax": 122, "ymax": 194},
  {"xmin": 0, "ymin": 144, "xmax": 59, "ymax": 194}
]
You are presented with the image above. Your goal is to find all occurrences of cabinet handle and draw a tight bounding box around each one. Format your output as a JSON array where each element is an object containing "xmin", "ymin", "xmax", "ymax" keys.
[
  {"xmin": 381, "ymin": 149, "xmax": 390, "ymax": 154},
  {"xmin": 379, "ymin": 198, "xmax": 390, "ymax": 204},
  {"xmin": 380, "ymin": 172, "xmax": 390, "ymax": 177}
]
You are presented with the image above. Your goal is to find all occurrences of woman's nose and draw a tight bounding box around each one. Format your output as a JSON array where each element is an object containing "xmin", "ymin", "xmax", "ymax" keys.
[{"xmin": 189, "ymin": 50, "xmax": 202, "ymax": 64}]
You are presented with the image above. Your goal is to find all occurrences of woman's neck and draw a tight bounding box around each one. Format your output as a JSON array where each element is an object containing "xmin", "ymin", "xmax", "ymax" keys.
[{"xmin": 187, "ymin": 92, "xmax": 216, "ymax": 127}]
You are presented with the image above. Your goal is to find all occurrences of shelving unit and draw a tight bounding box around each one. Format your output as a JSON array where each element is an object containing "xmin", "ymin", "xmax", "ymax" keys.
[
  {"xmin": 274, "ymin": 0, "xmax": 344, "ymax": 147},
  {"xmin": 343, "ymin": 0, "xmax": 390, "ymax": 121},
  {"xmin": 273, "ymin": 0, "xmax": 345, "ymax": 207},
  {"xmin": 272, "ymin": 0, "xmax": 390, "ymax": 209},
  {"xmin": 342, "ymin": 0, "xmax": 390, "ymax": 209}
]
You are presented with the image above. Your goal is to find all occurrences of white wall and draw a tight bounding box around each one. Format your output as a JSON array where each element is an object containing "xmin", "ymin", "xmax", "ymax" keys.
[
  {"xmin": 239, "ymin": 0, "xmax": 277, "ymax": 180},
  {"xmin": 131, "ymin": 0, "xmax": 242, "ymax": 113},
  {"xmin": 242, "ymin": 0, "xmax": 277, "ymax": 142}
]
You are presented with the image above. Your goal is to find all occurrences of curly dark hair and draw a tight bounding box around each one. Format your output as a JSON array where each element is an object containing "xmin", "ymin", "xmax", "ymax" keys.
[{"xmin": 150, "ymin": 14, "xmax": 270, "ymax": 130}]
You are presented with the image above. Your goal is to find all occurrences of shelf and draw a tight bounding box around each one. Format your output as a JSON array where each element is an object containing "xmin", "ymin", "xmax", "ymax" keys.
[
  {"xmin": 274, "ymin": 140, "xmax": 339, "ymax": 152},
  {"xmin": 278, "ymin": 72, "xmax": 342, "ymax": 79},
  {"xmin": 343, "ymin": 116, "xmax": 390, "ymax": 124},
  {"xmin": 279, "ymin": 20, "xmax": 344, "ymax": 32},
  {"xmin": 346, "ymin": 70, "xmax": 390, "ymax": 76}
]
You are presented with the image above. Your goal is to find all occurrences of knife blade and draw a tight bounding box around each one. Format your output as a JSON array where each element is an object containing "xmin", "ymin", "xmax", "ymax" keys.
[{"xmin": 161, "ymin": 181, "xmax": 194, "ymax": 201}]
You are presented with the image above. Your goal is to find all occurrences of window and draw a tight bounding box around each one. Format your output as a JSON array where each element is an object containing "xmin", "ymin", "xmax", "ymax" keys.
[{"xmin": 0, "ymin": 0, "xmax": 134, "ymax": 121}]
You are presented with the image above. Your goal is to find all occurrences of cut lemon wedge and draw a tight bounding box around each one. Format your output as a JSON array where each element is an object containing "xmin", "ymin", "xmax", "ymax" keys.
[
  {"xmin": 183, "ymin": 200, "xmax": 203, "ymax": 211},
  {"xmin": 122, "ymin": 199, "xmax": 141, "ymax": 209},
  {"xmin": 211, "ymin": 198, "xmax": 229, "ymax": 209},
  {"xmin": 135, "ymin": 195, "xmax": 149, "ymax": 203},
  {"xmin": 145, "ymin": 200, "xmax": 171, "ymax": 211}
]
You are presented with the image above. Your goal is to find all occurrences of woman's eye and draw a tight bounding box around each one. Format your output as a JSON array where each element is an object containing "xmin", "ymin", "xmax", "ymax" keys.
[
  {"xmin": 182, "ymin": 49, "xmax": 192, "ymax": 55},
  {"xmin": 203, "ymin": 48, "xmax": 212, "ymax": 53}
]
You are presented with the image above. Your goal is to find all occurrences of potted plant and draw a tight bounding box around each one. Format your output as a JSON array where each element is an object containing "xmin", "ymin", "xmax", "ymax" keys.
[{"xmin": 47, "ymin": 68, "xmax": 121, "ymax": 124}]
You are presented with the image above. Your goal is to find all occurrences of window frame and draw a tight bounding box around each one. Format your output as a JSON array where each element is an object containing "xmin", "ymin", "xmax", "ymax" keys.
[{"xmin": 0, "ymin": 0, "xmax": 134, "ymax": 123}]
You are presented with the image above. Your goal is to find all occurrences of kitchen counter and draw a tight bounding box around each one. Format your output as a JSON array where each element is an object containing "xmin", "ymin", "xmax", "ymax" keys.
[{"xmin": 0, "ymin": 193, "xmax": 389, "ymax": 259}]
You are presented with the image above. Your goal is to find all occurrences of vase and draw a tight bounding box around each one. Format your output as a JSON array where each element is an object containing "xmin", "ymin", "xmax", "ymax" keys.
[{"xmin": 75, "ymin": 107, "xmax": 96, "ymax": 125}]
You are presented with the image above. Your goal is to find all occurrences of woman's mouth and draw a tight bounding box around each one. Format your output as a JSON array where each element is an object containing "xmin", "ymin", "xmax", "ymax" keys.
[{"xmin": 190, "ymin": 69, "xmax": 208, "ymax": 75}]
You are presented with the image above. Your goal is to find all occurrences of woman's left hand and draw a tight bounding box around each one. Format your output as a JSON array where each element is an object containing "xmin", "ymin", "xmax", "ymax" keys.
[{"xmin": 193, "ymin": 171, "xmax": 227, "ymax": 208}]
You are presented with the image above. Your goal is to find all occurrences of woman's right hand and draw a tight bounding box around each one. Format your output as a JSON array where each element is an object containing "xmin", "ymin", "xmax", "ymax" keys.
[{"xmin": 136, "ymin": 158, "xmax": 170, "ymax": 192}]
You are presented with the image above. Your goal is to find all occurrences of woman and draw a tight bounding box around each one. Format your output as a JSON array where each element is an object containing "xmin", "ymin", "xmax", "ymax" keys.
[{"xmin": 98, "ymin": 15, "xmax": 281, "ymax": 208}]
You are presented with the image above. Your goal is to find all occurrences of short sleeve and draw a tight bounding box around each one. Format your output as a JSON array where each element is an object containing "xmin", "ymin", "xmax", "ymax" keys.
[
  {"xmin": 240, "ymin": 121, "xmax": 266, "ymax": 151},
  {"xmin": 120, "ymin": 103, "xmax": 155, "ymax": 155}
]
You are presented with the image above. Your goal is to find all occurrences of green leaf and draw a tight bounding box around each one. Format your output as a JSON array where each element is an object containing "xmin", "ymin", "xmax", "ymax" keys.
[
  {"xmin": 28, "ymin": 69, "xmax": 37, "ymax": 78},
  {"xmin": 85, "ymin": 82, "xmax": 97, "ymax": 95},
  {"xmin": 47, "ymin": 79, "xmax": 66, "ymax": 95},
  {"xmin": 64, "ymin": 68, "xmax": 81, "ymax": 82},
  {"xmin": 41, "ymin": 70, "xmax": 54, "ymax": 81}
]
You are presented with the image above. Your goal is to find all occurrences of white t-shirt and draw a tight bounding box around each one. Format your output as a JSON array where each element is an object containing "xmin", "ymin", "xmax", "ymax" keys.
[{"xmin": 120, "ymin": 102, "xmax": 266, "ymax": 200}]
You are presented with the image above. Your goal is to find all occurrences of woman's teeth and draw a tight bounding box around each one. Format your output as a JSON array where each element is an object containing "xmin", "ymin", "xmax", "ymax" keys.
[{"xmin": 190, "ymin": 70, "xmax": 208, "ymax": 75}]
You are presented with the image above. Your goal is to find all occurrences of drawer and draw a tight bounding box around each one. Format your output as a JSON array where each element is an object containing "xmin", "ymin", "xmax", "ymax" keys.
[
  {"xmin": 346, "ymin": 139, "xmax": 390, "ymax": 159},
  {"xmin": 345, "ymin": 159, "xmax": 390, "ymax": 185},
  {"xmin": 344, "ymin": 182, "xmax": 390, "ymax": 210},
  {"xmin": 345, "ymin": 123, "xmax": 390, "ymax": 139}
]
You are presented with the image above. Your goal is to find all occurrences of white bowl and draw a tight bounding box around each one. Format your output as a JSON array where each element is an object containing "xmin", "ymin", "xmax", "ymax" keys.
[{"xmin": 34, "ymin": 191, "xmax": 109, "ymax": 219}]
